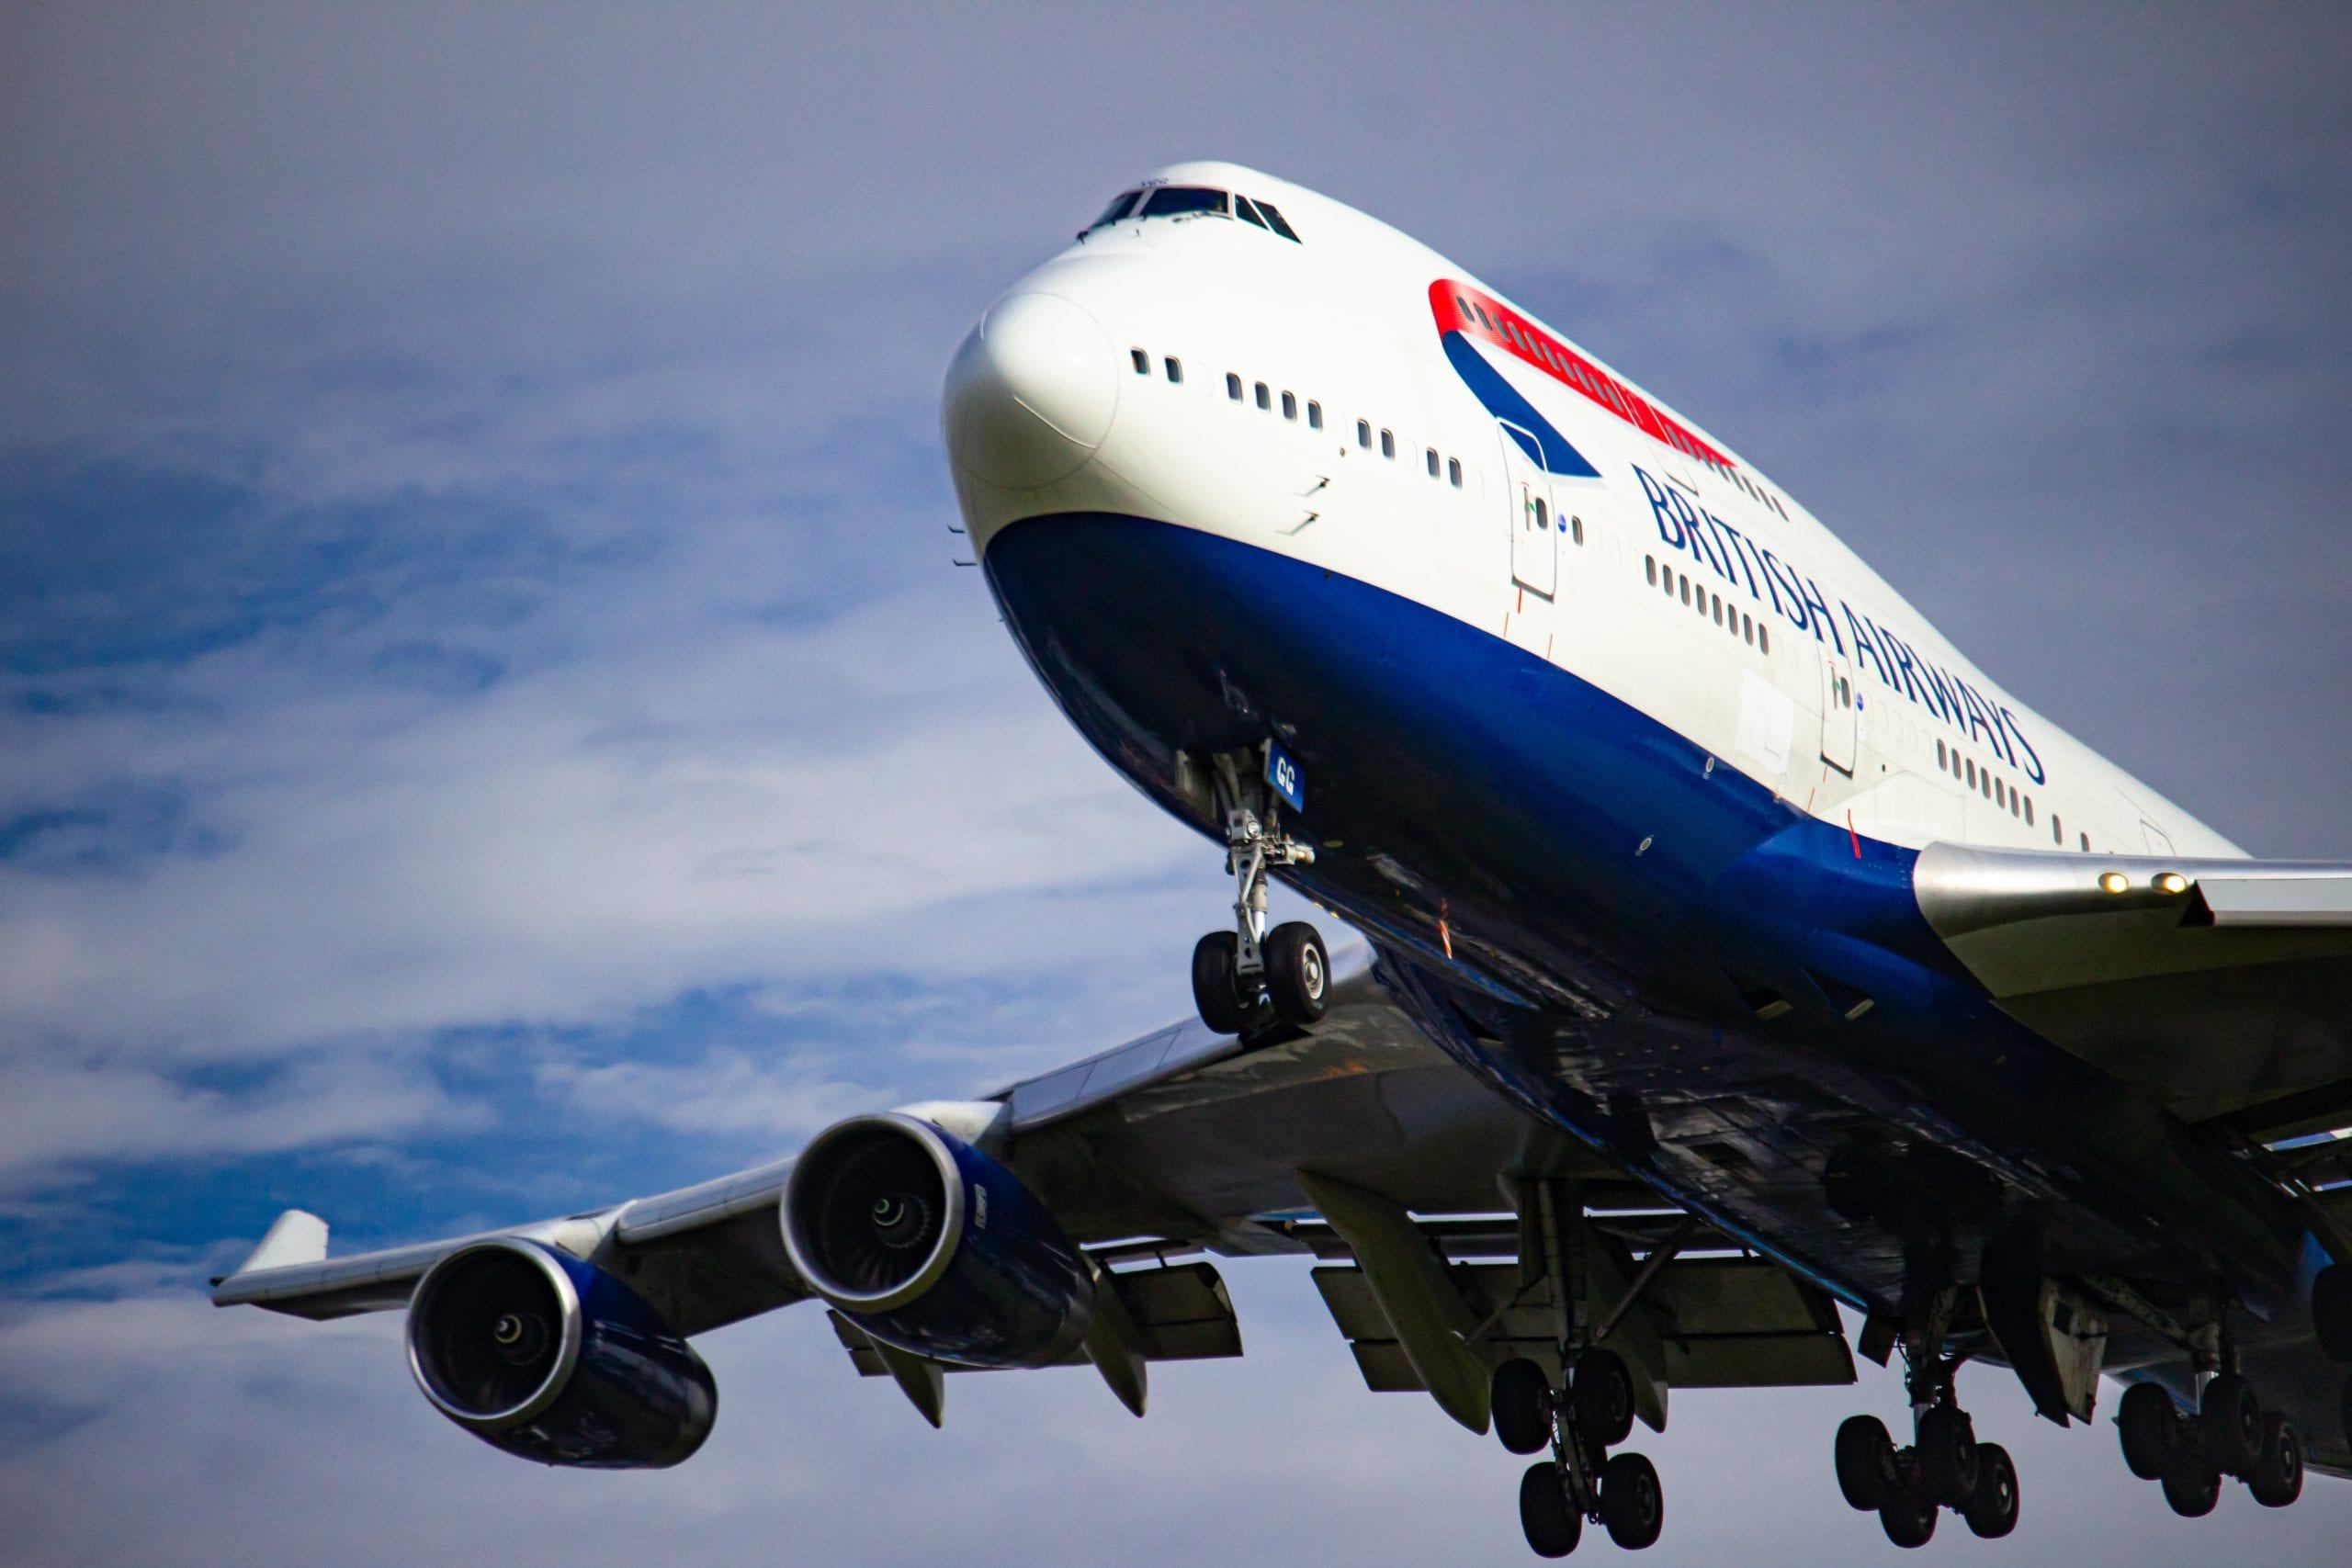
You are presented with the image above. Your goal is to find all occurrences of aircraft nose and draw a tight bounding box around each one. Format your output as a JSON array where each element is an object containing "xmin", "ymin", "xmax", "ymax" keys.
[{"xmin": 943, "ymin": 291, "xmax": 1117, "ymax": 488}]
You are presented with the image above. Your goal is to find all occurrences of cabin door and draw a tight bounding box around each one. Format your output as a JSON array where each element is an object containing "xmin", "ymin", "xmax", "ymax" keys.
[
  {"xmin": 1498, "ymin": 420, "xmax": 1556, "ymax": 598},
  {"xmin": 1818, "ymin": 651, "xmax": 1858, "ymax": 775}
]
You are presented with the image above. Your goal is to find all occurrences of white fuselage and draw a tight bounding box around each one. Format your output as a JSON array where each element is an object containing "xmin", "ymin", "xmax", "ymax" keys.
[{"xmin": 945, "ymin": 161, "xmax": 2237, "ymax": 864}]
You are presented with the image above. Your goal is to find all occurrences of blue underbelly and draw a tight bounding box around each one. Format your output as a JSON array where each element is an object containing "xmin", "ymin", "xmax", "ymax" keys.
[{"xmin": 983, "ymin": 511, "xmax": 2300, "ymax": 1315}]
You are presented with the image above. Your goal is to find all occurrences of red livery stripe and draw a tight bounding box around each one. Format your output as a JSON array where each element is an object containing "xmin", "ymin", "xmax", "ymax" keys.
[{"xmin": 1429, "ymin": 280, "xmax": 1735, "ymax": 470}]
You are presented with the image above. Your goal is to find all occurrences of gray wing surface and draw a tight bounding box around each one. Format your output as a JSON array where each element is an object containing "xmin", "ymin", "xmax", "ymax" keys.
[
  {"xmin": 214, "ymin": 942, "xmax": 1856, "ymax": 1419},
  {"xmin": 1913, "ymin": 844, "xmax": 2352, "ymax": 1134}
]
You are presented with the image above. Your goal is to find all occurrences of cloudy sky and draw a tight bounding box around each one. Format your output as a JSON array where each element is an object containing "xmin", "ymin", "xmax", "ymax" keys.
[{"xmin": 4, "ymin": 3, "xmax": 2349, "ymax": 1562}]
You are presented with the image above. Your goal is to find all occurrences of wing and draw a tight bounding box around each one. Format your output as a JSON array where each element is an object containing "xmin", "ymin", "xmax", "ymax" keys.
[
  {"xmin": 215, "ymin": 941, "xmax": 1855, "ymax": 1438},
  {"xmin": 1912, "ymin": 844, "xmax": 2352, "ymax": 1135}
]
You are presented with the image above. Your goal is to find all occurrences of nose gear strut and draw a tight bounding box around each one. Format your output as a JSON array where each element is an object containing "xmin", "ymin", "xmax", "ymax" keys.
[{"xmin": 1189, "ymin": 747, "xmax": 1327, "ymax": 1032}]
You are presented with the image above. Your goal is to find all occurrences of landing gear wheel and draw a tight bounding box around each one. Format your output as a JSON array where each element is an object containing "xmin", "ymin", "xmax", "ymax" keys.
[
  {"xmin": 1491, "ymin": 1359, "xmax": 1552, "ymax": 1456},
  {"xmin": 1190, "ymin": 931, "xmax": 1251, "ymax": 1035},
  {"xmin": 1262, "ymin": 920, "xmax": 1329, "ymax": 1026},
  {"xmin": 1962, "ymin": 1442, "xmax": 2020, "ymax": 1539},
  {"xmin": 2160, "ymin": 1453, "xmax": 2222, "ymax": 1517},
  {"xmin": 2250, "ymin": 1415, "xmax": 2303, "ymax": 1508},
  {"xmin": 1570, "ymin": 1348, "xmax": 1635, "ymax": 1450},
  {"xmin": 2118, "ymin": 1382, "xmax": 2180, "ymax": 1481},
  {"xmin": 2201, "ymin": 1371, "xmax": 2262, "ymax": 1476},
  {"xmin": 1518, "ymin": 1462, "xmax": 1582, "ymax": 1558},
  {"xmin": 1878, "ymin": 1494, "xmax": 1936, "ymax": 1549},
  {"xmin": 1917, "ymin": 1404, "xmax": 1980, "ymax": 1507},
  {"xmin": 2315, "ymin": 1264, "xmax": 2352, "ymax": 1363},
  {"xmin": 1599, "ymin": 1451, "xmax": 1663, "ymax": 1551},
  {"xmin": 1834, "ymin": 1415, "xmax": 1899, "ymax": 1510}
]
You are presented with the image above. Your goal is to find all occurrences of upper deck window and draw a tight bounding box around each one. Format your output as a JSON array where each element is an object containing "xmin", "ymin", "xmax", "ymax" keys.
[
  {"xmin": 1140, "ymin": 186, "xmax": 1229, "ymax": 220},
  {"xmin": 1087, "ymin": 189, "xmax": 1143, "ymax": 230}
]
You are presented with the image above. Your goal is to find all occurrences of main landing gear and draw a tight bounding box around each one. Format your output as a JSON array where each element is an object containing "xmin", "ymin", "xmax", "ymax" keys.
[
  {"xmin": 1189, "ymin": 750, "xmax": 1326, "ymax": 1033},
  {"xmin": 1497, "ymin": 1348, "xmax": 1663, "ymax": 1556},
  {"xmin": 2116, "ymin": 1367, "xmax": 2305, "ymax": 1516},
  {"xmin": 1832, "ymin": 1294, "xmax": 2018, "ymax": 1548}
]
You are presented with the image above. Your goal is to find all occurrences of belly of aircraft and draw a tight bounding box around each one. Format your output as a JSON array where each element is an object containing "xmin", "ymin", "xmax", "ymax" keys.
[{"xmin": 982, "ymin": 510, "xmax": 2304, "ymax": 1322}]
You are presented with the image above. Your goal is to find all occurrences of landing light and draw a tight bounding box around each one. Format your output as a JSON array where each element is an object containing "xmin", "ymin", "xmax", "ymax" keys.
[
  {"xmin": 2154, "ymin": 871, "xmax": 2188, "ymax": 896},
  {"xmin": 2098, "ymin": 871, "xmax": 2130, "ymax": 895}
]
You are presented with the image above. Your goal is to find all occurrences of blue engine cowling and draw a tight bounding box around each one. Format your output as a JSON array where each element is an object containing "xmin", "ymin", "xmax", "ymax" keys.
[
  {"xmin": 780, "ymin": 1111, "xmax": 1095, "ymax": 1368},
  {"xmin": 406, "ymin": 1236, "xmax": 717, "ymax": 1468}
]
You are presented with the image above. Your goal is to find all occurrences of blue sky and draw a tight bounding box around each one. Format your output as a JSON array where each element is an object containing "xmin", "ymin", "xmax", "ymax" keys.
[{"xmin": 4, "ymin": 4, "xmax": 2350, "ymax": 1562}]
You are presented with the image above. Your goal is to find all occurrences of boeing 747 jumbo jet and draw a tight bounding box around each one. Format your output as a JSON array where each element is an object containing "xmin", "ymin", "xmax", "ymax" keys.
[{"xmin": 215, "ymin": 164, "xmax": 2352, "ymax": 1554}]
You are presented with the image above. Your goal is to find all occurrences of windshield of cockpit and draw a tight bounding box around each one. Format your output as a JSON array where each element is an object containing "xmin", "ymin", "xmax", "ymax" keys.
[{"xmin": 1083, "ymin": 185, "xmax": 1300, "ymax": 241}]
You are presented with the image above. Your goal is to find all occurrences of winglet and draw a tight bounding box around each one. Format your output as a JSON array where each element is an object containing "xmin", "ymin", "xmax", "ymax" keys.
[{"xmin": 233, "ymin": 1210, "xmax": 329, "ymax": 1276}]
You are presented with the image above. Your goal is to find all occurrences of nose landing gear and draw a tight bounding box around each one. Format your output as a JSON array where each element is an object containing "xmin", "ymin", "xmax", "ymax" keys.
[{"xmin": 1188, "ymin": 749, "xmax": 1324, "ymax": 1033}]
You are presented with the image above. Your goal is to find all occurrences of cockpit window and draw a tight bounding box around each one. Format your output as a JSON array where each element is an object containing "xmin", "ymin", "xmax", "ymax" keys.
[
  {"xmin": 1088, "ymin": 189, "xmax": 1142, "ymax": 229},
  {"xmin": 1139, "ymin": 186, "xmax": 1229, "ymax": 220},
  {"xmin": 1234, "ymin": 194, "xmax": 1269, "ymax": 230},
  {"xmin": 1253, "ymin": 199, "xmax": 1300, "ymax": 242}
]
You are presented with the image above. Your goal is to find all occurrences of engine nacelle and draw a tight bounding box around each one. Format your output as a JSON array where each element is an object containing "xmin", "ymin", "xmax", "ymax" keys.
[
  {"xmin": 406, "ymin": 1236, "xmax": 716, "ymax": 1468},
  {"xmin": 781, "ymin": 1111, "xmax": 1094, "ymax": 1368}
]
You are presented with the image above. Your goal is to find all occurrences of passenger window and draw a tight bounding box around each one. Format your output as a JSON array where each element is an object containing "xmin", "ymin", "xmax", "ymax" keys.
[
  {"xmin": 2080, "ymin": 831, "xmax": 2090, "ymax": 851},
  {"xmin": 1282, "ymin": 391, "xmax": 1297, "ymax": 421},
  {"xmin": 1937, "ymin": 739, "xmax": 1946, "ymax": 768},
  {"xmin": 2052, "ymin": 814, "xmax": 2063, "ymax": 844},
  {"xmin": 1255, "ymin": 381, "xmax": 1271, "ymax": 411},
  {"xmin": 1235, "ymin": 195, "xmax": 1269, "ymax": 230},
  {"xmin": 1646, "ymin": 556, "xmax": 1657, "ymax": 585},
  {"xmin": 1535, "ymin": 497, "xmax": 1549, "ymax": 528},
  {"xmin": 1474, "ymin": 305, "xmax": 1495, "ymax": 331},
  {"xmin": 1227, "ymin": 373, "xmax": 1243, "ymax": 400},
  {"xmin": 1759, "ymin": 626, "xmax": 1770, "ymax": 654},
  {"xmin": 1571, "ymin": 515, "xmax": 1583, "ymax": 545},
  {"xmin": 1965, "ymin": 760, "xmax": 1975, "ymax": 787},
  {"xmin": 1448, "ymin": 457, "xmax": 1463, "ymax": 487},
  {"xmin": 1679, "ymin": 576, "xmax": 1691, "ymax": 606},
  {"xmin": 1165, "ymin": 356, "xmax": 1182, "ymax": 383},
  {"xmin": 1427, "ymin": 448, "xmax": 1440, "ymax": 477},
  {"xmin": 1307, "ymin": 400, "xmax": 1322, "ymax": 430},
  {"xmin": 1713, "ymin": 595, "xmax": 1724, "ymax": 626},
  {"xmin": 1253, "ymin": 200, "xmax": 1299, "ymax": 242},
  {"xmin": 1381, "ymin": 429, "xmax": 1396, "ymax": 458},
  {"xmin": 1131, "ymin": 349, "xmax": 1148, "ymax": 374},
  {"xmin": 1140, "ymin": 186, "xmax": 1228, "ymax": 220},
  {"xmin": 1742, "ymin": 613, "xmax": 1753, "ymax": 643},
  {"xmin": 1356, "ymin": 419, "xmax": 1372, "ymax": 448}
]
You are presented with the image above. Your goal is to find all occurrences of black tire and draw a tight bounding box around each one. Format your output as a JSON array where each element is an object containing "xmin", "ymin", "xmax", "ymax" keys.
[
  {"xmin": 1834, "ymin": 1415, "xmax": 1899, "ymax": 1510},
  {"xmin": 1878, "ymin": 1495, "xmax": 1936, "ymax": 1549},
  {"xmin": 1519, "ymin": 1461, "xmax": 1582, "ymax": 1558},
  {"xmin": 1570, "ymin": 1348, "xmax": 1635, "ymax": 1451},
  {"xmin": 1917, "ymin": 1404, "xmax": 1980, "ymax": 1507},
  {"xmin": 2201, "ymin": 1371, "xmax": 2262, "ymax": 1476},
  {"xmin": 1261, "ymin": 920, "xmax": 1329, "ymax": 1026},
  {"xmin": 2160, "ymin": 1453, "xmax": 2222, "ymax": 1517},
  {"xmin": 2314, "ymin": 1264, "xmax": 2352, "ymax": 1364},
  {"xmin": 1600, "ymin": 1451, "xmax": 1663, "ymax": 1551},
  {"xmin": 1190, "ymin": 931, "xmax": 1251, "ymax": 1034},
  {"xmin": 2250, "ymin": 1415, "xmax": 2303, "ymax": 1508},
  {"xmin": 1963, "ymin": 1442, "xmax": 2020, "ymax": 1539},
  {"xmin": 2118, "ymin": 1381, "xmax": 2180, "ymax": 1481},
  {"xmin": 1492, "ymin": 1358, "xmax": 1553, "ymax": 1456}
]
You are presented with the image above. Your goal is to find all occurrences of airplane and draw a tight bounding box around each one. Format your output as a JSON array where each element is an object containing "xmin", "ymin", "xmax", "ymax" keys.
[{"xmin": 214, "ymin": 161, "xmax": 2352, "ymax": 1555}]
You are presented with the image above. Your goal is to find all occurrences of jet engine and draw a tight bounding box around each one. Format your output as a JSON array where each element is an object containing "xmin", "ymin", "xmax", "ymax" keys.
[
  {"xmin": 780, "ymin": 1111, "xmax": 1095, "ymax": 1368},
  {"xmin": 406, "ymin": 1236, "xmax": 717, "ymax": 1468}
]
